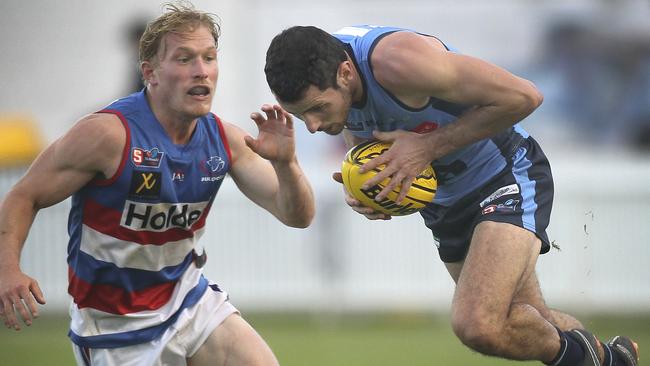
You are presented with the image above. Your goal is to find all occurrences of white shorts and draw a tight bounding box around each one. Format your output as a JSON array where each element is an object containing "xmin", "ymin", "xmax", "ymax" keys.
[{"xmin": 71, "ymin": 285, "xmax": 238, "ymax": 366}]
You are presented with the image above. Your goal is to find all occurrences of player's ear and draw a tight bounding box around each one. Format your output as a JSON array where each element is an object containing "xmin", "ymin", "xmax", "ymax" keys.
[
  {"xmin": 141, "ymin": 60, "xmax": 158, "ymax": 86},
  {"xmin": 336, "ymin": 61, "xmax": 354, "ymax": 87}
]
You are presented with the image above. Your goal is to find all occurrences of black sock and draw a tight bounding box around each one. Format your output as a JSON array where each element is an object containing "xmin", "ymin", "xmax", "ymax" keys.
[
  {"xmin": 603, "ymin": 342, "xmax": 613, "ymax": 366},
  {"xmin": 546, "ymin": 331, "xmax": 585, "ymax": 366},
  {"xmin": 602, "ymin": 342, "xmax": 627, "ymax": 366}
]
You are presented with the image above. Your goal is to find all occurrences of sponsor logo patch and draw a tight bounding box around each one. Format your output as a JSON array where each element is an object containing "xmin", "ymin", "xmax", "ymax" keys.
[
  {"xmin": 482, "ymin": 205, "xmax": 497, "ymax": 215},
  {"xmin": 480, "ymin": 184, "xmax": 520, "ymax": 208},
  {"xmin": 132, "ymin": 147, "xmax": 164, "ymax": 168},
  {"xmin": 172, "ymin": 170, "xmax": 185, "ymax": 182},
  {"xmin": 205, "ymin": 156, "xmax": 225, "ymax": 172},
  {"xmin": 411, "ymin": 121, "xmax": 439, "ymax": 134},
  {"xmin": 129, "ymin": 171, "xmax": 161, "ymax": 199},
  {"xmin": 199, "ymin": 155, "xmax": 227, "ymax": 183},
  {"xmin": 481, "ymin": 199, "xmax": 521, "ymax": 215},
  {"xmin": 120, "ymin": 200, "xmax": 210, "ymax": 231}
]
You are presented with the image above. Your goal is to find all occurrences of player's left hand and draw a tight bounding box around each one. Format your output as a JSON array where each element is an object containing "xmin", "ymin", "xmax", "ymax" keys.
[
  {"xmin": 359, "ymin": 129, "xmax": 434, "ymax": 204},
  {"xmin": 246, "ymin": 104, "xmax": 296, "ymax": 163},
  {"xmin": 332, "ymin": 172, "xmax": 392, "ymax": 220}
]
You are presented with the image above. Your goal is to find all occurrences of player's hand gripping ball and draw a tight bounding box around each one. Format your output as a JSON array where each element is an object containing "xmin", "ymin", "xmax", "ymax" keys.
[{"xmin": 341, "ymin": 140, "xmax": 437, "ymax": 216}]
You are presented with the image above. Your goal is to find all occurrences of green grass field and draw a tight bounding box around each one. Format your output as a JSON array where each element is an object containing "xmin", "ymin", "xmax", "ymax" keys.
[{"xmin": 1, "ymin": 312, "xmax": 647, "ymax": 365}]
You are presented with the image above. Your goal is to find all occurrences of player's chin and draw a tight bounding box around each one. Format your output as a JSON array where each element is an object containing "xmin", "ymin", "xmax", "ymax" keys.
[
  {"xmin": 186, "ymin": 104, "xmax": 211, "ymax": 118},
  {"xmin": 324, "ymin": 124, "xmax": 345, "ymax": 135}
]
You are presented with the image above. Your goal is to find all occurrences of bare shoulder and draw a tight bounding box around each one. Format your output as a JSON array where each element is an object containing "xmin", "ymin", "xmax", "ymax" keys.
[
  {"xmin": 9, "ymin": 112, "xmax": 128, "ymax": 206},
  {"xmin": 70, "ymin": 113, "xmax": 126, "ymax": 140},
  {"xmin": 220, "ymin": 119, "xmax": 247, "ymax": 139},
  {"xmin": 57, "ymin": 112, "xmax": 127, "ymax": 174},
  {"xmin": 370, "ymin": 31, "xmax": 466, "ymax": 105},
  {"xmin": 370, "ymin": 31, "xmax": 448, "ymax": 88},
  {"xmin": 219, "ymin": 120, "xmax": 250, "ymax": 165}
]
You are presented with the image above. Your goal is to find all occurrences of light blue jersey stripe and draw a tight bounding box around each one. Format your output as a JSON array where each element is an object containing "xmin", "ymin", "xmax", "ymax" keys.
[{"xmin": 512, "ymin": 147, "xmax": 537, "ymax": 231}]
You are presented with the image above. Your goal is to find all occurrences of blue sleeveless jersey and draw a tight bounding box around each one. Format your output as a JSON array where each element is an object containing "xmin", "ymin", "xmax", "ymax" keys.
[
  {"xmin": 66, "ymin": 90, "xmax": 231, "ymax": 348},
  {"xmin": 333, "ymin": 25, "xmax": 530, "ymax": 205}
]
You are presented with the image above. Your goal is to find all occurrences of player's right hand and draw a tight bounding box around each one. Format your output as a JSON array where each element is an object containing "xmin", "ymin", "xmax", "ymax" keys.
[
  {"xmin": 0, "ymin": 269, "xmax": 45, "ymax": 330},
  {"xmin": 332, "ymin": 172, "xmax": 392, "ymax": 220}
]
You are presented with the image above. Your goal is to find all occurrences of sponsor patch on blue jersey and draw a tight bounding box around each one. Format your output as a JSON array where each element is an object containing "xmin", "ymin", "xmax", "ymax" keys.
[
  {"xmin": 128, "ymin": 171, "xmax": 161, "ymax": 199},
  {"xmin": 132, "ymin": 147, "xmax": 164, "ymax": 168}
]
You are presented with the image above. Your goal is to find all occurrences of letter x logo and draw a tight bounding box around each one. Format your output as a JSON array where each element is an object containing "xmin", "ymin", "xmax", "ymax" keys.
[
  {"xmin": 136, "ymin": 173, "xmax": 157, "ymax": 194},
  {"xmin": 129, "ymin": 170, "xmax": 161, "ymax": 199}
]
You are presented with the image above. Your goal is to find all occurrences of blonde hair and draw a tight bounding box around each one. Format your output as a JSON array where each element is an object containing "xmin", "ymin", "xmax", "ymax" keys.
[{"xmin": 139, "ymin": 1, "xmax": 221, "ymax": 65}]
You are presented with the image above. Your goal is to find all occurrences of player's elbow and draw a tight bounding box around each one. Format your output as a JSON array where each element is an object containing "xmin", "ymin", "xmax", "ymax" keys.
[
  {"xmin": 508, "ymin": 82, "xmax": 543, "ymax": 120},
  {"xmin": 285, "ymin": 208, "xmax": 315, "ymax": 229},
  {"xmin": 527, "ymin": 81, "xmax": 544, "ymax": 110},
  {"xmin": 520, "ymin": 81, "xmax": 544, "ymax": 114},
  {"xmin": 289, "ymin": 219, "xmax": 312, "ymax": 229}
]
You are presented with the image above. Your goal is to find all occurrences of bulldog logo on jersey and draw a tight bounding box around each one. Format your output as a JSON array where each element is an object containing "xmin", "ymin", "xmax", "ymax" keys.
[
  {"xmin": 132, "ymin": 147, "xmax": 164, "ymax": 168},
  {"xmin": 205, "ymin": 156, "xmax": 225, "ymax": 172},
  {"xmin": 129, "ymin": 171, "xmax": 161, "ymax": 199},
  {"xmin": 200, "ymin": 155, "xmax": 226, "ymax": 182}
]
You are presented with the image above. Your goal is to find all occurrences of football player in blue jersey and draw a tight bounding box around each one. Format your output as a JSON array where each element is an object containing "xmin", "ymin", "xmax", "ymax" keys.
[
  {"xmin": 264, "ymin": 25, "xmax": 638, "ymax": 366},
  {"xmin": 0, "ymin": 4, "xmax": 314, "ymax": 366}
]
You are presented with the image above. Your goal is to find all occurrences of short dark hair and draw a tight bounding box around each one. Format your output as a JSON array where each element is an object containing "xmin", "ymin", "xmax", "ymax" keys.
[{"xmin": 265, "ymin": 26, "xmax": 347, "ymax": 103}]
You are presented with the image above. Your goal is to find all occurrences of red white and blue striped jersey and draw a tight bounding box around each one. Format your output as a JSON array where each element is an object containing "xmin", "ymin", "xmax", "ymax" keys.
[{"xmin": 66, "ymin": 90, "xmax": 231, "ymax": 348}]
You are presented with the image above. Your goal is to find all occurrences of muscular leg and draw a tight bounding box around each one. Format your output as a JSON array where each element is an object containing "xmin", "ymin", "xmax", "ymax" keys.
[
  {"xmin": 447, "ymin": 261, "xmax": 583, "ymax": 333},
  {"xmin": 513, "ymin": 272, "xmax": 583, "ymax": 331},
  {"xmin": 189, "ymin": 313, "xmax": 279, "ymax": 366},
  {"xmin": 447, "ymin": 221, "xmax": 561, "ymax": 362}
]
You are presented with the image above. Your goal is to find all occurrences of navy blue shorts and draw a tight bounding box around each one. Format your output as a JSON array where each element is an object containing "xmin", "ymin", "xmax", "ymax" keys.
[{"xmin": 420, "ymin": 137, "xmax": 554, "ymax": 263}]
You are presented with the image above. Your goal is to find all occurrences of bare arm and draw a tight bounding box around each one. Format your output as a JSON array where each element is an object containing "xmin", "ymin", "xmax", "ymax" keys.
[
  {"xmin": 226, "ymin": 104, "xmax": 314, "ymax": 228},
  {"xmin": 0, "ymin": 113, "xmax": 125, "ymax": 330},
  {"xmin": 362, "ymin": 31, "xmax": 543, "ymax": 201}
]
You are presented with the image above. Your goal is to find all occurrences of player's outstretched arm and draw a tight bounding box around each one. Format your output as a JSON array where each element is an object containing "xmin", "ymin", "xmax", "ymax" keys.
[
  {"xmin": 225, "ymin": 104, "xmax": 315, "ymax": 228},
  {"xmin": 0, "ymin": 113, "xmax": 125, "ymax": 330}
]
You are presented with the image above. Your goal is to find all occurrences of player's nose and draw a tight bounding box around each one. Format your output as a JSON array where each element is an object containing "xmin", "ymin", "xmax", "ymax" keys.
[
  {"xmin": 304, "ymin": 118, "xmax": 321, "ymax": 134},
  {"xmin": 192, "ymin": 59, "xmax": 209, "ymax": 79}
]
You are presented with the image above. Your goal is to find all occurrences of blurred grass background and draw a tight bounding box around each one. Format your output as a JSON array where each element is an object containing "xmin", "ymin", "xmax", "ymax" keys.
[{"xmin": 1, "ymin": 312, "xmax": 647, "ymax": 365}]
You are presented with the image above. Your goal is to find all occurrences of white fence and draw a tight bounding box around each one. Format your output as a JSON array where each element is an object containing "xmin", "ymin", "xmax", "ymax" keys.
[{"xmin": 2, "ymin": 151, "xmax": 649, "ymax": 315}]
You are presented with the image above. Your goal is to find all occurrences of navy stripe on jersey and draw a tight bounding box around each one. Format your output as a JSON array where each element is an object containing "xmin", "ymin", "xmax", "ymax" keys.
[{"xmin": 70, "ymin": 250, "xmax": 192, "ymax": 292}]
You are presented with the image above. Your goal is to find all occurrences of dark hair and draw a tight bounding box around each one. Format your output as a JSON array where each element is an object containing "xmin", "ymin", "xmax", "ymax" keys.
[{"xmin": 265, "ymin": 26, "xmax": 347, "ymax": 103}]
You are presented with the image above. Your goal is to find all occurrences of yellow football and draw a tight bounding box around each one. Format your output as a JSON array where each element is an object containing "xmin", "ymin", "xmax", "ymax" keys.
[{"xmin": 341, "ymin": 140, "xmax": 437, "ymax": 216}]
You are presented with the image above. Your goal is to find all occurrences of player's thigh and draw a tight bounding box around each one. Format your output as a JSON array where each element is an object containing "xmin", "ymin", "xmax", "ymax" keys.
[
  {"xmin": 452, "ymin": 221, "xmax": 542, "ymax": 321},
  {"xmin": 188, "ymin": 313, "xmax": 278, "ymax": 366}
]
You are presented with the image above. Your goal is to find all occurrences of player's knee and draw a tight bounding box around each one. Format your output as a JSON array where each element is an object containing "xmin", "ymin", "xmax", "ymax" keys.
[{"xmin": 451, "ymin": 311, "xmax": 501, "ymax": 354}]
